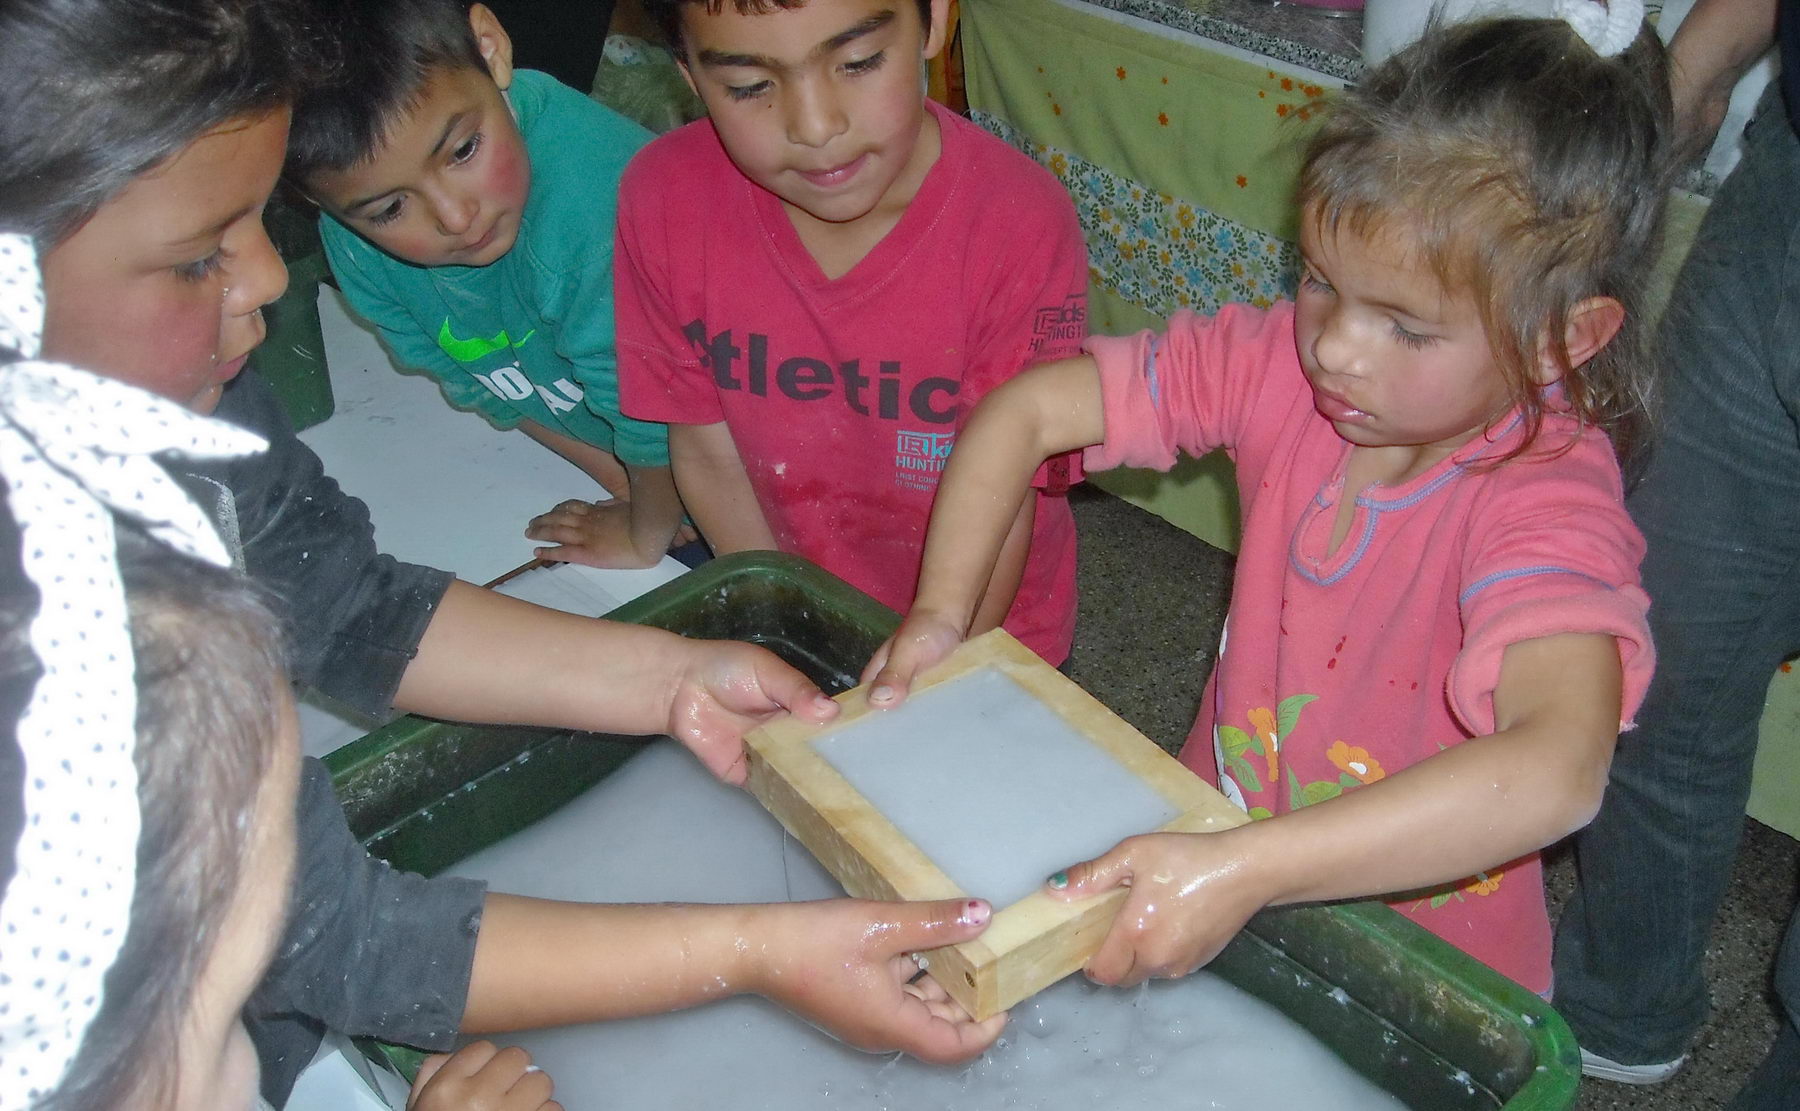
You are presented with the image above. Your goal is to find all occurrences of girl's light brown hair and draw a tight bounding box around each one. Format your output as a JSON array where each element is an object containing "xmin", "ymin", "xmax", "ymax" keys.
[{"xmin": 1299, "ymin": 16, "xmax": 1674, "ymax": 465}]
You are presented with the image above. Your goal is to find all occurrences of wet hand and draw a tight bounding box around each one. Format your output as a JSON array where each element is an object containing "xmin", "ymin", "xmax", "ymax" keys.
[
  {"xmin": 1046, "ymin": 830, "xmax": 1270, "ymax": 987},
  {"xmin": 749, "ymin": 897, "xmax": 1007, "ymax": 1064},
  {"xmin": 407, "ymin": 1042, "xmax": 560, "ymax": 1111},
  {"xmin": 664, "ymin": 640, "xmax": 839, "ymax": 785},
  {"xmin": 861, "ymin": 610, "xmax": 967, "ymax": 708}
]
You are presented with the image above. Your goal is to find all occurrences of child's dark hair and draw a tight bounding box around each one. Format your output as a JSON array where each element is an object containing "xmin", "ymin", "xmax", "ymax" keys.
[
  {"xmin": 0, "ymin": 0, "xmax": 316, "ymax": 248},
  {"xmin": 0, "ymin": 531, "xmax": 290, "ymax": 1110},
  {"xmin": 1299, "ymin": 16, "xmax": 1673, "ymax": 463},
  {"xmin": 284, "ymin": 0, "xmax": 490, "ymax": 182},
  {"xmin": 642, "ymin": 0, "xmax": 934, "ymax": 59}
]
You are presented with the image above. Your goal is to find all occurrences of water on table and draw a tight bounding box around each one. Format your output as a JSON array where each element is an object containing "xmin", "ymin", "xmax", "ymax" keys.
[{"xmin": 442, "ymin": 741, "xmax": 1407, "ymax": 1111}]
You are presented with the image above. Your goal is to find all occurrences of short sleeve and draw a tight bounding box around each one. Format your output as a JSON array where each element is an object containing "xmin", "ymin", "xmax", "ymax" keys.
[
  {"xmin": 247, "ymin": 760, "xmax": 486, "ymax": 1103},
  {"xmin": 614, "ymin": 149, "xmax": 726, "ymax": 426},
  {"xmin": 1447, "ymin": 438, "xmax": 1654, "ymax": 735},
  {"xmin": 530, "ymin": 222, "xmax": 672, "ymax": 468},
  {"xmin": 958, "ymin": 169, "xmax": 1091, "ymax": 490}
]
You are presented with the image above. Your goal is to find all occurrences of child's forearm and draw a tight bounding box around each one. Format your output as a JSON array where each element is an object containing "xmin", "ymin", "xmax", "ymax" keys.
[
  {"xmin": 911, "ymin": 357, "xmax": 1106, "ymax": 633},
  {"xmin": 1225, "ymin": 632, "xmax": 1623, "ymax": 907},
  {"xmin": 460, "ymin": 896, "xmax": 779, "ymax": 1031},
  {"xmin": 394, "ymin": 582, "xmax": 705, "ymax": 732},
  {"xmin": 669, "ymin": 422, "xmax": 778, "ymax": 553},
  {"xmin": 623, "ymin": 464, "xmax": 687, "ymax": 564},
  {"xmin": 519, "ymin": 419, "xmax": 631, "ymax": 499},
  {"xmin": 967, "ymin": 495, "xmax": 1035, "ymax": 636},
  {"xmin": 460, "ymin": 894, "xmax": 1005, "ymax": 1064}
]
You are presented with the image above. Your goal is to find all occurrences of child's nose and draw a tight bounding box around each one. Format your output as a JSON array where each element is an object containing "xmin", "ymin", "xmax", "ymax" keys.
[
  {"xmin": 228, "ymin": 223, "xmax": 289, "ymax": 316},
  {"xmin": 1311, "ymin": 308, "xmax": 1358, "ymax": 375},
  {"xmin": 785, "ymin": 81, "xmax": 849, "ymax": 149},
  {"xmin": 427, "ymin": 186, "xmax": 479, "ymax": 237}
]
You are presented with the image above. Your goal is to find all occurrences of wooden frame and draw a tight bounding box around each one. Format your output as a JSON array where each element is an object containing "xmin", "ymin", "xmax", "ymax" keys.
[{"xmin": 744, "ymin": 628, "xmax": 1247, "ymax": 1021}]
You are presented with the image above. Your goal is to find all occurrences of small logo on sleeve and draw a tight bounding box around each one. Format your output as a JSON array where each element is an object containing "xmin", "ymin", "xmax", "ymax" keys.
[
  {"xmin": 894, "ymin": 429, "xmax": 954, "ymax": 492},
  {"xmin": 1029, "ymin": 295, "xmax": 1087, "ymax": 356}
]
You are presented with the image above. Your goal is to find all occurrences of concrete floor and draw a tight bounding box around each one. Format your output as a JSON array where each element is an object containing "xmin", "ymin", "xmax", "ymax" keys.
[{"xmin": 1061, "ymin": 485, "xmax": 1800, "ymax": 1110}]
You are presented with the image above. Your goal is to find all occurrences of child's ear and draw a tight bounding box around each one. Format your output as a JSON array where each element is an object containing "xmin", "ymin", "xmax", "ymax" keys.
[
  {"xmin": 467, "ymin": 3, "xmax": 516, "ymax": 92},
  {"xmin": 1537, "ymin": 295, "xmax": 1624, "ymax": 384},
  {"xmin": 928, "ymin": 0, "xmax": 957, "ymax": 59},
  {"xmin": 922, "ymin": 0, "xmax": 953, "ymax": 60}
]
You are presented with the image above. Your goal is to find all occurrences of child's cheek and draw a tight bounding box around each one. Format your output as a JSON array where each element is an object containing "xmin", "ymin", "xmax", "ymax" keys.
[{"xmin": 486, "ymin": 135, "xmax": 531, "ymax": 213}]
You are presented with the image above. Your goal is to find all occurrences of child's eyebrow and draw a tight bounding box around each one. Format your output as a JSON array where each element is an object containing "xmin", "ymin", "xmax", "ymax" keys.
[
  {"xmin": 696, "ymin": 10, "xmax": 896, "ymax": 71},
  {"xmin": 168, "ymin": 205, "xmax": 256, "ymax": 248},
  {"xmin": 342, "ymin": 111, "xmax": 476, "ymax": 213}
]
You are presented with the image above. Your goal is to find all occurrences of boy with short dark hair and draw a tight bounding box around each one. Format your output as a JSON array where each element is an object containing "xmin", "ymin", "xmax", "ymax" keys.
[
  {"xmin": 617, "ymin": 0, "xmax": 1088, "ymax": 664},
  {"xmin": 287, "ymin": 0, "xmax": 690, "ymax": 569}
]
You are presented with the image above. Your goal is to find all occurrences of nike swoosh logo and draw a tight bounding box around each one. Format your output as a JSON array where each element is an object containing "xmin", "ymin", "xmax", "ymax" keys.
[{"xmin": 437, "ymin": 319, "xmax": 537, "ymax": 362}]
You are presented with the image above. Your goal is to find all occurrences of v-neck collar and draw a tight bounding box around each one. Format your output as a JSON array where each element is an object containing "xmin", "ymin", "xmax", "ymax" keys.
[{"xmin": 1291, "ymin": 411, "xmax": 1529, "ymax": 586}]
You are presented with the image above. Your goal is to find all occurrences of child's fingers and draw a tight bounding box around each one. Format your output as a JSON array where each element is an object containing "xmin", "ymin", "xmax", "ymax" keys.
[
  {"xmin": 866, "ymin": 615, "xmax": 964, "ymax": 707},
  {"xmin": 407, "ymin": 1042, "xmax": 502, "ymax": 1109},
  {"xmin": 526, "ymin": 521, "xmax": 601, "ymax": 548},
  {"xmin": 406, "ymin": 1053, "xmax": 455, "ymax": 1107},
  {"xmin": 858, "ymin": 637, "xmax": 895, "ymax": 689},
  {"xmin": 1044, "ymin": 839, "xmax": 1136, "ymax": 901}
]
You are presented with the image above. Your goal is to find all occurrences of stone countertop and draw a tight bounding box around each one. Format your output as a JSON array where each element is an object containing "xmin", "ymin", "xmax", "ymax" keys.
[{"xmin": 1073, "ymin": 0, "xmax": 1364, "ymax": 82}]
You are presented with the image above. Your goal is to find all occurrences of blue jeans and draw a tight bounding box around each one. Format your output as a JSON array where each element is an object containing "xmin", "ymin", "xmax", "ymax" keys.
[
  {"xmin": 1550, "ymin": 101, "xmax": 1800, "ymax": 1067},
  {"xmin": 1729, "ymin": 906, "xmax": 1800, "ymax": 1110}
]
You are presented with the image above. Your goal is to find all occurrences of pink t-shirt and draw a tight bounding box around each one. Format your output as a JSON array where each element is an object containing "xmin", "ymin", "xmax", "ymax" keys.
[
  {"xmin": 616, "ymin": 102, "xmax": 1085, "ymax": 663},
  {"xmin": 1085, "ymin": 302, "xmax": 1654, "ymax": 993}
]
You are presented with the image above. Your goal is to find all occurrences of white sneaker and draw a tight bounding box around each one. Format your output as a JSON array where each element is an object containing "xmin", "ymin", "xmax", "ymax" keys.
[{"xmin": 1579, "ymin": 1048, "xmax": 1687, "ymax": 1085}]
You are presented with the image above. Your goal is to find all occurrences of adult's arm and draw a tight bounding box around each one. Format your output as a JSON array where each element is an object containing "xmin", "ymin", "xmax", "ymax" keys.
[{"xmin": 1668, "ymin": 0, "xmax": 1780, "ymax": 155}]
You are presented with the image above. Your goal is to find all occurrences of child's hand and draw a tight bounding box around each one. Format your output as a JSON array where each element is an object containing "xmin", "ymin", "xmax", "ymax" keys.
[
  {"xmin": 860, "ymin": 610, "xmax": 967, "ymax": 708},
  {"xmin": 665, "ymin": 640, "xmax": 839, "ymax": 784},
  {"xmin": 406, "ymin": 1042, "xmax": 560, "ymax": 1111},
  {"xmin": 525, "ymin": 498, "xmax": 666, "ymax": 569},
  {"xmin": 1046, "ymin": 829, "xmax": 1272, "ymax": 987},
  {"xmin": 750, "ymin": 896, "xmax": 1007, "ymax": 1064}
]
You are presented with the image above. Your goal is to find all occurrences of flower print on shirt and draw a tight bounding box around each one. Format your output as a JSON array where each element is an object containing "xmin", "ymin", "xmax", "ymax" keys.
[{"xmin": 1216, "ymin": 692, "xmax": 1318, "ymax": 818}]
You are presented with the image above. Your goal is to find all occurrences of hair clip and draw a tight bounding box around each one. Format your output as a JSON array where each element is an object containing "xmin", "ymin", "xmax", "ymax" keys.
[{"xmin": 1553, "ymin": 0, "xmax": 1645, "ymax": 58}]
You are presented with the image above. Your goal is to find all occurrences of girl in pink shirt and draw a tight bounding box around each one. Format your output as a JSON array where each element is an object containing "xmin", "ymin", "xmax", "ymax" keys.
[{"xmin": 864, "ymin": 8, "xmax": 1671, "ymax": 994}]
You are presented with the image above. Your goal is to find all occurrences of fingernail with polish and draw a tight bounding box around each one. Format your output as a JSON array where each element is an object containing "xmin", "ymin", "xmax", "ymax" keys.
[
  {"xmin": 1046, "ymin": 871, "xmax": 1069, "ymax": 890},
  {"xmin": 959, "ymin": 899, "xmax": 991, "ymax": 927}
]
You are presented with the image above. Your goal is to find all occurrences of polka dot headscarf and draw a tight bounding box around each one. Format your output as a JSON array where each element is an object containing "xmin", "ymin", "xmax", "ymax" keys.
[{"xmin": 0, "ymin": 233, "xmax": 267, "ymax": 1105}]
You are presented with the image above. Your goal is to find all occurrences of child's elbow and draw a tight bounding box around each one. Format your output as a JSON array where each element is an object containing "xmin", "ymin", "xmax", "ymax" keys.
[{"xmin": 1556, "ymin": 744, "xmax": 1617, "ymax": 837}]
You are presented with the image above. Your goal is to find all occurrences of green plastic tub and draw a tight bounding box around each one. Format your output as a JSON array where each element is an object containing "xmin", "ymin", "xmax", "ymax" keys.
[{"xmin": 326, "ymin": 552, "xmax": 1580, "ymax": 1109}]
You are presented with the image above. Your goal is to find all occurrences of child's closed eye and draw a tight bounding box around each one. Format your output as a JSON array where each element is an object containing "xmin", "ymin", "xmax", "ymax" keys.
[
  {"xmin": 843, "ymin": 50, "xmax": 887, "ymax": 76},
  {"xmin": 1389, "ymin": 320, "xmax": 1435, "ymax": 349},
  {"xmin": 367, "ymin": 198, "xmax": 404, "ymax": 227},
  {"xmin": 1300, "ymin": 271, "xmax": 1334, "ymax": 295},
  {"xmin": 174, "ymin": 249, "xmax": 228, "ymax": 282},
  {"xmin": 725, "ymin": 80, "xmax": 773, "ymax": 102}
]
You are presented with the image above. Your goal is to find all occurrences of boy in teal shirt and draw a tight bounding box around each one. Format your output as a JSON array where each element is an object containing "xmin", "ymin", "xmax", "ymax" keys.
[{"xmin": 288, "ymin": 0, "xmax": 692, "ymax": 568}]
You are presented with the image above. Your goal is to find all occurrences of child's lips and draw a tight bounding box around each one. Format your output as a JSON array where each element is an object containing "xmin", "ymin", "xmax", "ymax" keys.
[
  {"xmin": 461, "ymin": 221, "xmax": 500, "ymax": 254},
  {"xmin": 1311, "ymin": 386, "xmax": 1368, "ymax": 422},
  {"xmin": 215, "ymin": 350, "xmax": 252, "ymax": 384},
  {"xmin": 798, "ymin": 154, "xmax": 868, "ymax": 189}
]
